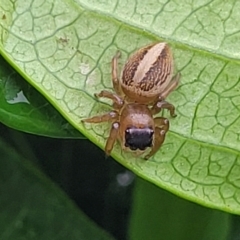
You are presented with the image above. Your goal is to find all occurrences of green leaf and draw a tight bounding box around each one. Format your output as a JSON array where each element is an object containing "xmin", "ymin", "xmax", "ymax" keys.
[
  {"xmin": 0, "ymin": 55, "xmax": 84, "ymax": 138},
  {"xmin": 0, "ymin": 137, "xmax": 114, "ymax": 240},
  {"xmin": 1, "ymin": 0, "xmax": 240, "ymax": 214},
  {"xmin": 129, "ymin": 178, "xmax": 230, "ymax": 240}
]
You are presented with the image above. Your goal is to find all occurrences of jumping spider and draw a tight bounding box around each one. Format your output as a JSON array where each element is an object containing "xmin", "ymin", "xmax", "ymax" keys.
[{"xmin": 82, "ymin": 42, "xmax": 180, "ymax": 160}]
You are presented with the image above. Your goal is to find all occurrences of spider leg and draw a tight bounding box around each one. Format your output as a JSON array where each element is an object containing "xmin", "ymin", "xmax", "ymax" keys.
[
  {"xmin": 150, "ymin": 73, "xmax": 180, "ymax": 116},
  {"xmin": 161, "ymin": 72, "xmax": 181, "ymax": 99},
  {"xmin": 82, "ymin": 111, "xmax": 118, "ymax": 123},
  {"xmin": 112, "ymin": 51, "xmax": 122, "ymax": 95},
  {"xmin": 105, "ymin": 122, "xmax": 120, "ymax": 156},
  {"xmin": 144, "ymin": 117, "xmax": 169, "ymax": 160},
  {"xmin": 95, "ymin": 90, "xmax": 124, "ymax": 109},
  {"xmin": 151, "ymin": 100, "xmax": 176, "ymax": 117}
]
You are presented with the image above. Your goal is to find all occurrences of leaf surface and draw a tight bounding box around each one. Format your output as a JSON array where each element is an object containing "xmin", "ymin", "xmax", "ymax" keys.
[{"xmin": 1, "ymin": 0, "xmax": 240, "ymax": 214}]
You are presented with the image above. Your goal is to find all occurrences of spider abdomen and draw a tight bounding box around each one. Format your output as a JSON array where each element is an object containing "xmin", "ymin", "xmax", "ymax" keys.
[{"xmin": 121, "ymin": 42, "xmax": 174, "ymax": 104}]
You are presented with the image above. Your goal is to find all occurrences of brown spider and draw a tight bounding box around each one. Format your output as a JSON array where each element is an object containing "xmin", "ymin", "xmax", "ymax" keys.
[{"xmin": 82, "ymin": 42, "xmax": 180, "ymax": 160}]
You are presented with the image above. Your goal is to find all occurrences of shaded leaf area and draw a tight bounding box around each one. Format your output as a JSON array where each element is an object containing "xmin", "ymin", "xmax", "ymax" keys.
[
  {"xmin": 0, "ymin": 55, "xmax": 84, "ymax": 138},
  {"xmin": 0, "ymin": 137, "xmax": 114, "ymax": 240},
  {"xmin": 1, "ymin": 0, "xmax": 240, "ymax": 214}
]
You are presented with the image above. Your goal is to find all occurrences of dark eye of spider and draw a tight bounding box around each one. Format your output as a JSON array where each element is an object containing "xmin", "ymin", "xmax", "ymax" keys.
[{"xmin": 125, "ymin": 127, "xmax": 154, "ymax": 151}]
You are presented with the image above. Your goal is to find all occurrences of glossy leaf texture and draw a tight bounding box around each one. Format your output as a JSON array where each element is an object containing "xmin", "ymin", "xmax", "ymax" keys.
[
  {"xmin": 1, "ymin": 0, "xmax": 240, "ymax": 214},
  {"xmin": 0, "ymin": 137, "xmax": 114, "ymax": 240}
]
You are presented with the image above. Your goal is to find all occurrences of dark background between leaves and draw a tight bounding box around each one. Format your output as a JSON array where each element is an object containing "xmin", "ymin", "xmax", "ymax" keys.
[{"xmin": 1, "ymin": 122, "xmax": 240, "ymax": 240}]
